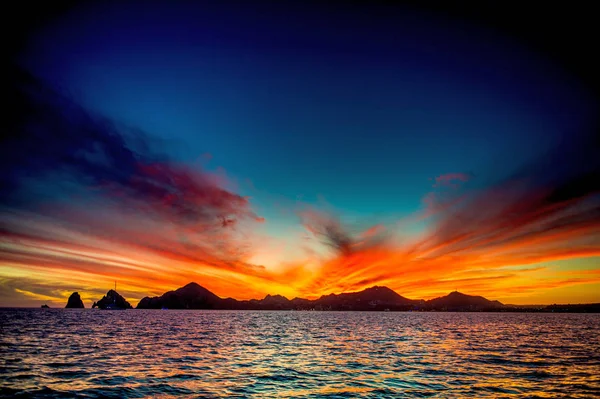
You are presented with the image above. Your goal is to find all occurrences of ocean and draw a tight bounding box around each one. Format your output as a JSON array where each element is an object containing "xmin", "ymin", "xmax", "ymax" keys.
[{"xmin": 1, "ymin": 309, "xmax": 599, "ymax": 398}]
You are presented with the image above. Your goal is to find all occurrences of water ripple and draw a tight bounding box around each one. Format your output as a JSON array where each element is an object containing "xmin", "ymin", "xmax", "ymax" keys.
[{"xmin": 1, "ymin": 310, "xmax": 599, "ymax": 398}]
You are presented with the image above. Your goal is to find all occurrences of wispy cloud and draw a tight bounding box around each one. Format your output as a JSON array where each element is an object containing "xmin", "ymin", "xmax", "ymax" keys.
[{"xmin": 295, "ymin": 125, "xmax": 600, "ymax": 300}]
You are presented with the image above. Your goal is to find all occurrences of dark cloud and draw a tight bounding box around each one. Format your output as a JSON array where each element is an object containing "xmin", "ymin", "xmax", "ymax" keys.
[
  {"xmin": 1, "ymin": 65, "xmax": 260, "ymax": 229},
  {"xmin": 300, "ymin": 209, "xmax": 389, "ymax": 256}
]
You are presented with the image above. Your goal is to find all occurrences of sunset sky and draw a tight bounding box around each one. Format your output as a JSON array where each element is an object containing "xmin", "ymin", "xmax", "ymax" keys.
[{"xmin": 2, "ymin": 1, "xmax": 599, "ymax": 307}]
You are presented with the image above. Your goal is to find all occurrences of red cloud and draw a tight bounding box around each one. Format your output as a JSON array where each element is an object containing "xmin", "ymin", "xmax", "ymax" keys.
[{"xmin": 433, "ymin": 172, "xmax": 471, "ymax": 188}]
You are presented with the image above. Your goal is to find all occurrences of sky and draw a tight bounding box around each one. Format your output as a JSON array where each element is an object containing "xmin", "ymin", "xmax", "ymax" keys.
[{"xmin": 2, "ymin": 1, "xmax": 599, "ymax": 307}]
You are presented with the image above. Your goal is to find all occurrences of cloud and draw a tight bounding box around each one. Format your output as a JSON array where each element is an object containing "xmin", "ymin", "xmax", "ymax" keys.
[
  {"xmin": 299, "ymin": 209, "xmax": 389, "ymax": 256},
  {"xmin": 433, "ymin": 172, "xmax": 471, "ymax": 188},
  {"xmin": 416, "ymin": 131, "xmax": 600, "ymax": 262},
  {"xmin": 294, "ymin": 123, "xmax": 600, "ymax": 299},
  {"xmin": 300, "ymin": 210, "xmax": 354, "ymax": 255},
  {"xmin": 2, "ymin": 65, "xmax": 261, "ymax": 231}
]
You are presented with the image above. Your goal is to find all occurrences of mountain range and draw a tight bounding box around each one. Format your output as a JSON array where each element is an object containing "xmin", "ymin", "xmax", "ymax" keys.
[{"xmin": 136, "ymin": 282, "xmax": 506, "ymax": 311}]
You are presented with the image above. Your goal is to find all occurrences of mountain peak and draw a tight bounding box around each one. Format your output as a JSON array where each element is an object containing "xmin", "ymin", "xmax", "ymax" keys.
[
  {"xmin": 138, "ymin": 282, "xmax": 221, "ymax": 309},
  {"xmin": 175, "ymin": 282, "xmax": 215, "ymax": 295},
  {"xmin": 182, "ymin": 282, "xmax": 203, "ymax": 289},
  {"xmin": 355, "ymin": 286, "xmax": 410, "ymax": 302},
  {"xmin": 363, "ymin": 286, "xmax": 396, "ymax": 293},
  {"xmin": 314, "ymin": 285, "xmax": 415, "ymax": 308},
  {"xmin": 427, "ymin": 291, "xmax": 503, "ymax": 310},
  {"xmin": 263, "ymin": 294, "xmax": 289, "ymax": 300}
]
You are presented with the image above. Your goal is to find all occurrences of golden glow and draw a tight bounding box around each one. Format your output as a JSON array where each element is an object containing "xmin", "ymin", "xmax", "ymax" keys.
[{"xmin": 1, "ymin": 199, "xmax": 599, "ymax": 307}]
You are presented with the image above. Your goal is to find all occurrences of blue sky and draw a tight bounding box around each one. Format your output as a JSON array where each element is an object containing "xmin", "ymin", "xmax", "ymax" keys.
[{"xmin": 21, "ymin": 2, "xmax": 594, "ymax": 227}]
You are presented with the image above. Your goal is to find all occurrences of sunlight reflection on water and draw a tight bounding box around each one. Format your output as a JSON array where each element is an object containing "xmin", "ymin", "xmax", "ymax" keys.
[{"xmin": 1, "ymin": 310, "xmax": 599, "ymax": 398}]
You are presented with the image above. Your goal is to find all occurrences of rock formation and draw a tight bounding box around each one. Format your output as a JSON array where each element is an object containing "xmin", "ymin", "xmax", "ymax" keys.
[
  {"xmin": 65, "ymin": 292, "xmax": 85, "ymax": 308},
  {"xmin": 93, "ymin": 289, "xmax": 133, "ymax": 309}
]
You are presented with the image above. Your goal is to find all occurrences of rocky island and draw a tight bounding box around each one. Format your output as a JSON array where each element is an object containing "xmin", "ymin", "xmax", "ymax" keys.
[
  {"xmin": 65, "ymin": 292, "xmax": 84, "ymax": 308},
  {"xmin": 92, "ymin": 289, "xmax": 133, "ymax": 309}
]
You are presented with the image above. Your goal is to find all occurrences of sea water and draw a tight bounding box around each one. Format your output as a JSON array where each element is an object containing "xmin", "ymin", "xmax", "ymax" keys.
[{"xmin": 1, "ymin": 309, "xmax": 599, "ymax": 398}]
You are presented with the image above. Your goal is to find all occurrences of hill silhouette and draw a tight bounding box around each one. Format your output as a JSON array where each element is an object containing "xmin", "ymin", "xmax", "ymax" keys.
[
  {"xmin": 136, "ymin": 283, "xmax": 505, "ymax": 311},
  {"xmin": 132, "ymin": 282, "xmax": 600, "ymax": 312},
  {"xmin": 425, "ymin": 291, "xmax": 504, "ymax": 311},
  {"xmin": 313, "ymin": 286, "xmax": 419, "ymax": 310},
  {"xmin": 137, "ymin": 282, "xmax": 221, "ymax": 309}
]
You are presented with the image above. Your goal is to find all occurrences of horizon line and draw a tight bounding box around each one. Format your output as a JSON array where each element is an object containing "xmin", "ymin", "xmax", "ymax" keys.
[{"xmin": 4, "ymin": 282, "xmax": 600, "ymax": 308}]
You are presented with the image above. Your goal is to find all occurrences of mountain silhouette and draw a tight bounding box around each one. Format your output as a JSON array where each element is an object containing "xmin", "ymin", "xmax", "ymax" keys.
[
  {"xmin": 314, "ymin": 286, "xmax": 419, "ymax": 310},
  {"xmin": 133, "ymin": 283, "xmax": 599, "ymax": 312},
  {"xmin": 258, "ymin": 294, "xmax": 292, "ymax": 309},
  {"xmin": 425, "ymin": 291, "xmax": 504, "ymax": 311},
  {"xmin": 138, "ymin": 283, "xmax": 421, "ymax": 310},
  {"xmin": 137, "ymin": 282, "xmax": 222, "ymax": 309}
]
